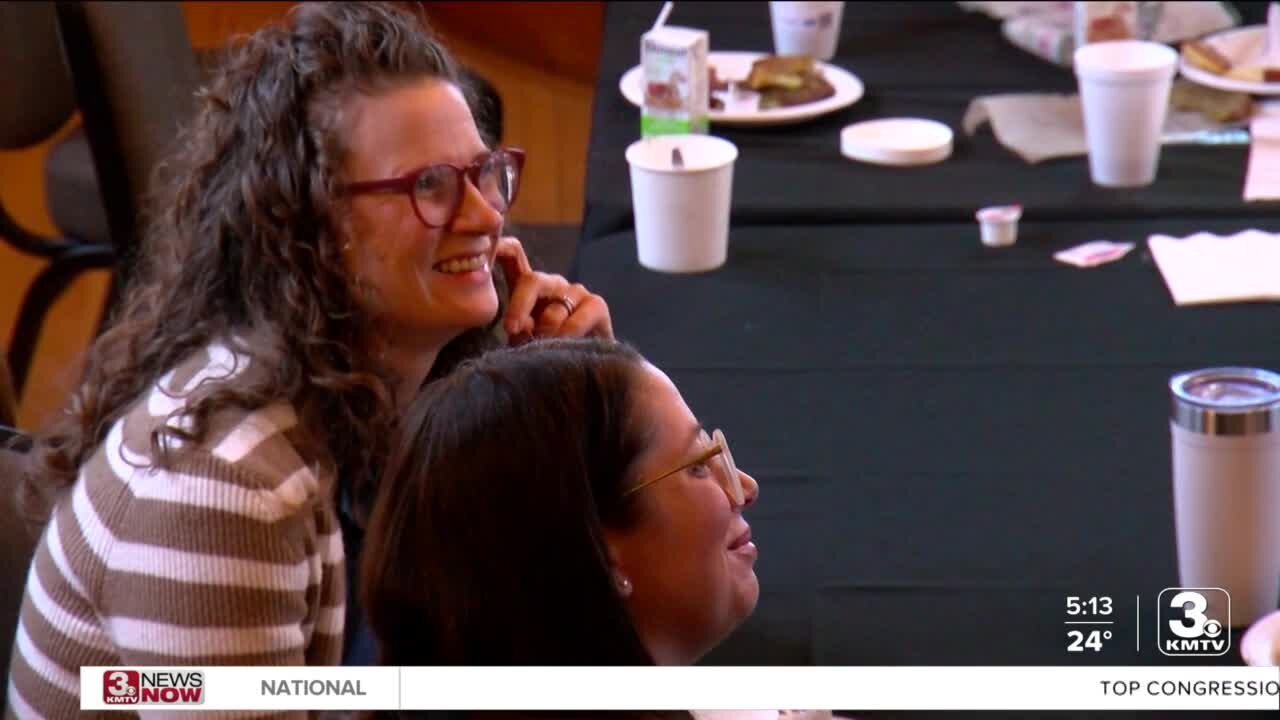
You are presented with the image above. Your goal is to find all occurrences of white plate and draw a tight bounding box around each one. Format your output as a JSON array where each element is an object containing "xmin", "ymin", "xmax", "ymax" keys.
[
  {"xmin": 1179, "ymin": 25, "xmax": 1280, "ymax": 95},
  {"xmin": 619, "ymin": 51, "xmax": 865, "ymax": 126}
]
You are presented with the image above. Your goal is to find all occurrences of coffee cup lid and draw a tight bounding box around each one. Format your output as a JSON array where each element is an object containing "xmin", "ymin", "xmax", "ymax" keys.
[{"xmin": 840, "ymin": 118, "xmax": 953, "ymax": 166}]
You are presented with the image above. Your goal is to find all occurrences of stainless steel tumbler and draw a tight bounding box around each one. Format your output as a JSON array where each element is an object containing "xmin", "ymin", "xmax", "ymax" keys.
[{"xmin": 1170, "ymin": 367, "xmax": 1280, "ymax": 627}]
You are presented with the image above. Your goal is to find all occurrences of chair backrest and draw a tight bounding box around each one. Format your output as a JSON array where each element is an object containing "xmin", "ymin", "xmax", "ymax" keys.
[
  {"xmin": 0, "ymin": 2, "xmax": 78, "ymax": 150},
  {"xmin": 0, "ymin": 353, "xmax": 16, "ymax": 428},
  {"xmin": 0, "ymin": 435, "xmax": 40, "ymax": 705},
  {"xmin": 54, "ymin": 1, "xmax": 202, "ymax": 280}
]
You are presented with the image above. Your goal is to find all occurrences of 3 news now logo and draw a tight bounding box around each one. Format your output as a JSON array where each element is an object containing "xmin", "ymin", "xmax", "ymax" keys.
[
  {"xmin": 1158, "ymin": 587, "xmax": 1231, "ymax": 657},
  {"xmin": 102, "ymin": 669, "xmax": 205, "ymax": 705}
]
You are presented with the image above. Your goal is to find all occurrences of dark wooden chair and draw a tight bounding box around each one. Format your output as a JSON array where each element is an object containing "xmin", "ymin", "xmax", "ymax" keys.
[
  {"xmin": 0, "ymin": 425, "xmax": 37, "ymax": 712},
  {"xmin": 0, "ymin": 2, "xmax": 116, "ymax": 398}
]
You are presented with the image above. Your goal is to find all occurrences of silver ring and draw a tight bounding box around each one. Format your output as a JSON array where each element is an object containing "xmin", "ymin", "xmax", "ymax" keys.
[{"xmin": 551, "ymin": 295, "xmax": 575, "ymax": 315}]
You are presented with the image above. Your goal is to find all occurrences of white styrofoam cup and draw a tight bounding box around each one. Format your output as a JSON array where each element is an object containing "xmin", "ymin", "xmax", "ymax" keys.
[{"xmin": 1074, "ymin": 40, "xmax": 1178, "ymax": 187}]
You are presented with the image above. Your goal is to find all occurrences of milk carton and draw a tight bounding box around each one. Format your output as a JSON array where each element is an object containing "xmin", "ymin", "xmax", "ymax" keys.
[{"xmin": 640, "ymin": 26, "xmax": 709, "ymax": 137}]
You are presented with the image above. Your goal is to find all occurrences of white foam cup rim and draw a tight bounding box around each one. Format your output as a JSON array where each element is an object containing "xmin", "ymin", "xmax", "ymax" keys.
[{"xmin": 1073, "ymin": 40, "xmax": 1178, "ymax": 82}]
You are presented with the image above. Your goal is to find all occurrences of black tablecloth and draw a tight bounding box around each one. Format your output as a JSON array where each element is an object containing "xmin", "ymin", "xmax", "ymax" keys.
[
  {"xmin": 582, "ymin": 2, "xmax": 1277, "ymax": 243},
  {"xmin": 596, "ymin": 1, "xmax": 1081, "ymax": 96},
  {"xmin": 576, "ymin": 216, "xmax": 1280, "ymax": 671}
]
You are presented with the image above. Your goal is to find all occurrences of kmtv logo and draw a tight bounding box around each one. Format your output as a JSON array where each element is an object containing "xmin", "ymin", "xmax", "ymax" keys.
[
  {"xmin": 103, "ymin": 670, "xmax": 204, "ymax": 705},
  {"xmin": 1158, "ymin": 588, "xmax": 1231, "ymax": 657}
]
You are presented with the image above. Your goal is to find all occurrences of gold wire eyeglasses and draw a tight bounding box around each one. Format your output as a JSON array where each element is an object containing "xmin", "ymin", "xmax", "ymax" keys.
[{"xmin": 622, "ymin": 428, "xmax": 746, "ymax": 508}]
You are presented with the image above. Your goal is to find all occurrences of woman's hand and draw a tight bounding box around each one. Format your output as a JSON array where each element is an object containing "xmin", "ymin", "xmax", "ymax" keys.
[{"xmin": 495, "ymin": 236, "xmax": 614, "ymax": 342}]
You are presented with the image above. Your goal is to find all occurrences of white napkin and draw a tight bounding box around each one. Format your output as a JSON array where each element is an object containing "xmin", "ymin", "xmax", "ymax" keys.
[
  {"xmin": 1147, "ymin": 229, "xmax": 1280, "ymax": 305},
  {"xmin": 1244, "ymin": 116, "xmax": 1280, "ymax": 201},
  {"xmin": 962, "ymin": 94, "xmax": 1085, "ymax": 162},
  {"xmin": 963, "ymin": 93, "xmax": 1235, "ymax": 163}
]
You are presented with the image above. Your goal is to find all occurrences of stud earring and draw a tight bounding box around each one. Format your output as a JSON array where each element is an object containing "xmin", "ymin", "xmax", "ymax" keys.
[{"xmin": 615, "ymin": 575, "xmax": 633, "ymax": 597}]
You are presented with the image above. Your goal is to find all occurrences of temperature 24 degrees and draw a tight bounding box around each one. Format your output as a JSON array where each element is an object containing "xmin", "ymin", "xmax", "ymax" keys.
[
  {"xmin": 1066, "ymin": 595, "xmax": 1114, "ymax": 653},
  {"xmin": 1068, "ymin": 628, "xmax": 1113, "ymax": 652}
]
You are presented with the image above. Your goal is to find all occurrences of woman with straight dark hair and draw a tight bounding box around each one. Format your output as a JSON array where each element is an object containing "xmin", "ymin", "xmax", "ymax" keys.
[
  {"xmin": 362, "ymin": 337, "xmax": 761, "ymax": 673},
  {"xmin": 362, "ymin": 340, "xmax": 840, "ymax": 720}
]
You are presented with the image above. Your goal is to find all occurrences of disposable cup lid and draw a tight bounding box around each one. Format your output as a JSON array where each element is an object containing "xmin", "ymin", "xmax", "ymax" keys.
[{"xmin": 840, "ymin": 118, "xmax": 952, "ymax": 166}]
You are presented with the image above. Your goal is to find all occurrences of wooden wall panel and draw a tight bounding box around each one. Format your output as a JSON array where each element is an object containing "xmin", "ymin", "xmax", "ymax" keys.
[
  {"xmin": 422, "ymin": 1, "xmax": 604, "ymax": 83},
  {"xmin": 181, "ymin": 1, "xmax": 297, "ymax": 47},
  {"xmin": 439, "ymin": 34, "xmax": 594, "ymax": 224}
]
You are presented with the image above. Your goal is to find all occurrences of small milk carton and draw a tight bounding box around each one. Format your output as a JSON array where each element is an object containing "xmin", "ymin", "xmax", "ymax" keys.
[{"xmin": 640, "ymin": 25, "xmax": 709, "ymax": 137}]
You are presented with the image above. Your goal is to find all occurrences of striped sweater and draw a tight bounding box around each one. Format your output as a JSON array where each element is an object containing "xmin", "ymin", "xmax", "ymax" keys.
[{"xmin": 6, "ymin": 342, "xmax": 346, "ymax": 719}]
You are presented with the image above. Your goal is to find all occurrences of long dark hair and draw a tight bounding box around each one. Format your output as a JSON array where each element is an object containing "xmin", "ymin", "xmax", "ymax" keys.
[
  {"xmin": 363, "ymin": 338, "xmax": 694, "ymax": 720},
  {"xmin": 362, "ymin": 338, "xmax": 663, "ymax": 666},
  {"xmin": 18, "ymin": 1, "xmax": 504, "ymax": 521}
]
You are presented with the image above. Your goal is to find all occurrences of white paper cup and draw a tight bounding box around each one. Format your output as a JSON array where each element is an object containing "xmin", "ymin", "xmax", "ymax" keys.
[
  {"xmin": 626, "ymin": 134, "xmax": 737, "ymax": 273},
  {"xmin": 769, "ymin": 1, "xmax": 845, "ymax": 61},
  {"xmin": 1074, "ymin": 40, "xmax": 1177, "ymax": 187}
]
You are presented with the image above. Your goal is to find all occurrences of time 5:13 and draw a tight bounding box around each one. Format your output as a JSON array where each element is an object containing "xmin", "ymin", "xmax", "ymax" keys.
[{"xmin": 1066, "ymin": 596, "xmax": 1113, "ymax": 616}]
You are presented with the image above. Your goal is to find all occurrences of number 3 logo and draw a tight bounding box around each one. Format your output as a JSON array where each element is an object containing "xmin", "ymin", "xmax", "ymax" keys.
[
  {"xmin": 1168, "ymin": 591, "xmax": 1209, "ymax": 639},
  {"xmin": 106, "ymin": 671, "xmax": 135, "ymax": 697}
]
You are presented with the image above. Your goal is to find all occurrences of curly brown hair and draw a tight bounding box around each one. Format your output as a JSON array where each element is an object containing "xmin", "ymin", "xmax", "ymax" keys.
[{"xmin": 19, "ymin": 1, "xmax": 506, "ymax": 522}]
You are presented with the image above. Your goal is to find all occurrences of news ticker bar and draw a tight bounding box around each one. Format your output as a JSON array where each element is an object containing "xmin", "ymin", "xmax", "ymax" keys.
[{"xmin": 79, "ymin": 666, "xmax": 1280, "ymax": 712}]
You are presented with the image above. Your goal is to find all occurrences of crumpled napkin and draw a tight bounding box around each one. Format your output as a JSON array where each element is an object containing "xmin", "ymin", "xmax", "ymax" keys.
[
  {"xmin": 962, "ymin": 93, "xmax": 1086, "ymax": 162},
  {"xmin": 957, "ymin": 1, "xmax": 1239, "ymax": 66},
  {"xmin": 963, "ymin": 93, "xmax": 1240, "ymax": 163}
]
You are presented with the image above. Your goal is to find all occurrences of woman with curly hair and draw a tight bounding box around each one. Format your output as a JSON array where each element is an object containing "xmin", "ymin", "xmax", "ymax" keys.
[{"xmin": 6, "ymin": 2, "xmax": 611, "ymax": 715}]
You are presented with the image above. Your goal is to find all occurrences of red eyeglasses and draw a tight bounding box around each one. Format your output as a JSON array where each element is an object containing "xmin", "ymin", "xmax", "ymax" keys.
[{"xmin": 339, "ymin": 148, "xmax": 526, "ymax": 228}]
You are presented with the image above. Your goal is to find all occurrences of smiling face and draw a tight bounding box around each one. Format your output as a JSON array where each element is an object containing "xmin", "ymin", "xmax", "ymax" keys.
[
  {"xmin": 606, "ymin": 362, "xmax": 761, "ymax": 665},
  {"xmin": 339, "ymin": 78, "xmax": 504, "ymax": 348}
]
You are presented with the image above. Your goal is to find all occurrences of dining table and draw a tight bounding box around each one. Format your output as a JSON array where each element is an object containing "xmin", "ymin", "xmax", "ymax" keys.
[
  {"xmin": 573, "ymin": 1, "xmax": 1280, "ymax": 716},
  {"xmin": 583, "ymin": 2, "xmax": 1277, "ymax": 243}
]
